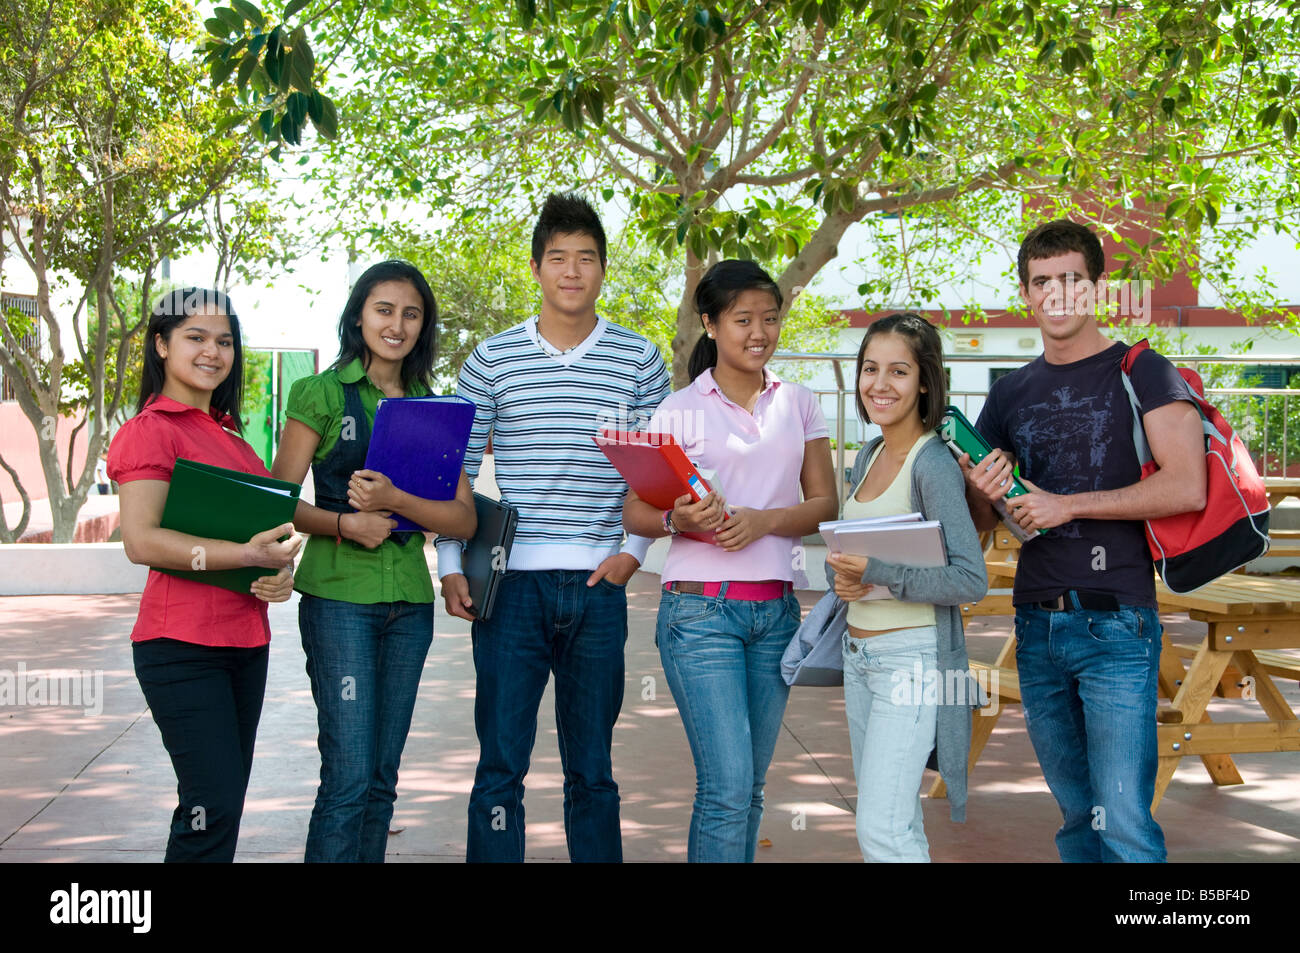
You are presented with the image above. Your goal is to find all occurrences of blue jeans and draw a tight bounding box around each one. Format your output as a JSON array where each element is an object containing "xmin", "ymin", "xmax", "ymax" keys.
[
  {"xmin": 1014, "ymin": 602, "xmax": 1166, "ymax": 863},
  {"xmin": 655, "ymin": 587, "xmax": 799, "ymax": 863},
  {"xmin": 133, "ymin": 638, "xmax": 268, "ymax": 862},
  {"xmin": 467, "ymin": 570, "xmax": 628, "ymax": 863},
  {"xmin": 299, "ymin": 595, "xmax": 433, "ymax": 863},
  {"xmin": 841, "ymin": 625, "xmax": 939, "ymax": 863}
]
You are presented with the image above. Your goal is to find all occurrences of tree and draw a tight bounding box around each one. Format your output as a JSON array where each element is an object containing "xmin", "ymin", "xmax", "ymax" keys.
[
  {"xmin": 0, "ymin": 0, "xmax": 270, "ymax": 541},
  {"xmin": 205, "ymin": 0, "xmax": 1300, "ymax": 386},
  {"xmin": 358, "ymin": 217, "xmax": 845, "ymax": 391}
]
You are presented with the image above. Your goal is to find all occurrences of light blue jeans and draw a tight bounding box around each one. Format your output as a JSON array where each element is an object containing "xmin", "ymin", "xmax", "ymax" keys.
[
  {"xmin": 1014, "ymin": 603, "xmax": 1166, "ymax": 862},
  {"xmin": 842, "ymin": 625, "xmax": 939, "ymax": 863},
  {"xmin": 656, "ymin": 586, "xmax": 800, "ymax": 863}
]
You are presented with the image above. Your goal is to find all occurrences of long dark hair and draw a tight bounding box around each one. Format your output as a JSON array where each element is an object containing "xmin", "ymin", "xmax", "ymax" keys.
[
  {"xmin": 334, "ymin": 260, "xmax": 438, "ymax": 391},
  {"xmin": 853, "ymin": 312, "xmax": 948, "ymax": 432},
  {"xmin": 137, "ymin": 288, "xmax": 244, "ymax": 429},
  {"xmin": 687, "ymin": 259, "xmax": 784, "ymax": 381}
]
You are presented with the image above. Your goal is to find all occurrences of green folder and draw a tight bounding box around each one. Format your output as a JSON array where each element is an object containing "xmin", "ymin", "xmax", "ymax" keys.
[
  {"xmin": 938, "ymin": 406, "xmax": 1044, "ymax": 541},
  {"xmin": 154, "ymin": 458, "xmax": 302, "ymax": 594}
]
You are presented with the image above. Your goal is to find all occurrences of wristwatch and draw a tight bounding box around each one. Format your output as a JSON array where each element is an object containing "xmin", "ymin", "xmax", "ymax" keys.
[{"xmin": 662, "ymin": 509, "xmax": 680, "ymax": 536}]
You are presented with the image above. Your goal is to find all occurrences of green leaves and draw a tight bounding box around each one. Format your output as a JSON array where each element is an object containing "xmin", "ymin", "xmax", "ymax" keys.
[
  {"xmin": 231, "ymin": 0, "xmax": 264, "ymax": 28},
  {"xmin": 202, "ymin": 0, "xmax": 336, "ymax": 148},
  {"xmin": 288, "ymin": 26, "xmax": 315, "ymax": 91},
  {"xmin": 213, "ymin": 6, "xmax": 244, "ymax": 34},
  {"xmin": 263, "ymin": 0, "xmax": 1300, "ymax": 381}
]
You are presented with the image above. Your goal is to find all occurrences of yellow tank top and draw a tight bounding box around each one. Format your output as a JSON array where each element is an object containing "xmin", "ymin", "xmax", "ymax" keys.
[{"xmin": 843, "ymin": 432, "xmax": 938, "ymax": 631}]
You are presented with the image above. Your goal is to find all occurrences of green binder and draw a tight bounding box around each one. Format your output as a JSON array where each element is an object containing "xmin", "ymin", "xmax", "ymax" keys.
[
  {"xmin": 154, "ymin": 458, "xmax": 302, "ymax": 594},
  {"xmin": 938, "ymin": 406, "xmax": 1043, "ymax": 541}
]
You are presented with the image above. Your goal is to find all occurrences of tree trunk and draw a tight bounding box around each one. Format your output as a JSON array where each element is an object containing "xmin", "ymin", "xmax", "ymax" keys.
[{"xmin": 671, "ymin": 247, "xmax": 712, "ymax": 391}]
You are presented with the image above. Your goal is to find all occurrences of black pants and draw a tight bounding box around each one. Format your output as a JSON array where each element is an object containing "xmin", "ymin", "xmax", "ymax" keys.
[{"xmin": 133, "ymin": 638, "xmax": 269, "ymax": 862}]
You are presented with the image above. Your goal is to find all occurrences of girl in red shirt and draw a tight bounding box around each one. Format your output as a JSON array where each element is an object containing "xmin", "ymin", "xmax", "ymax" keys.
[{"xmin": 108, "ymin": 288, "xmax": 302, "ymax": 862}]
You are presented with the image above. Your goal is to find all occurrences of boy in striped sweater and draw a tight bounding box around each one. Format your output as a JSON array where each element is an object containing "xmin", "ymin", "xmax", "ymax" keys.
[{"xmin": 437, "ymin": 193, "xmax": 672, "ymax": 862}]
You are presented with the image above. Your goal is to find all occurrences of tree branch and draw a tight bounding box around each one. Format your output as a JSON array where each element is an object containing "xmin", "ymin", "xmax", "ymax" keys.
[
  {"xmin": 0, "ymin": 451, "xmax": 32, "ymax": 543},
  {"xmin": 592, "ymin": 139, "xmax": 667, "ymax": 193},
  {"xmin": 64, "ymin": 414, "xmax": 87, "ymax": 494},
  {"xmin": 619, "ymin": 94, "xmax": 685, "ymax": 166},
  {"xmin": 642, "ymin": 81, "xmax": 690, "ymax": 152},
  {"xmin": 778, "ymin": 159, "xmax": 1026, "ymax": 298},
  {"xmin": 724, "ymin": 21, "xmax": 826, "ymax": 175}
]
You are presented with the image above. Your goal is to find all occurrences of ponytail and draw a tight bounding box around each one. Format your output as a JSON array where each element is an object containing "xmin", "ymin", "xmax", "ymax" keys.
[{"xmin": 688, "ymin": 331, "xmax": 718, "ymax": 381}]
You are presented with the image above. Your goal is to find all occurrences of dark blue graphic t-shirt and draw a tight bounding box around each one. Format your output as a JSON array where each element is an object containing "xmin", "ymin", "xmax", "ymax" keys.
[{"xmin": 976, "ymin": 341, "xmax": 1190, "ymax": 607}]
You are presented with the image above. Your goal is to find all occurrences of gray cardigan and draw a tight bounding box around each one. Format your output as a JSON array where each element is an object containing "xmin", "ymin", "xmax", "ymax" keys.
[{"xmin": 826, "ymin": 434, "xmax": 988, "ymax": 822}]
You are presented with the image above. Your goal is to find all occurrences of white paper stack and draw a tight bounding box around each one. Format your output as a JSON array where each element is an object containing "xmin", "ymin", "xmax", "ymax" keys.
[
  {"xmin": 818, "ymin": 512, "xmax": 924, "ymax": 551},
  {"xmin": 819, "ymin": 513, "xmax": 948, "ymax": 601}
]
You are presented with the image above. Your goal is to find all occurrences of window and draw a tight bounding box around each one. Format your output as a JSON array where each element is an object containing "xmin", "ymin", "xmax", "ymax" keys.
[
  {"xmin": 989, "ymin": 367, "xmax": 1016, "ymax": 388},
  {"xmin": 1, "ymin": 294, "xmax": 39, "ymax": 401},
  {"xmin": 1237, "ymin": 365, "xmax": 1300, "ymax": 389}
]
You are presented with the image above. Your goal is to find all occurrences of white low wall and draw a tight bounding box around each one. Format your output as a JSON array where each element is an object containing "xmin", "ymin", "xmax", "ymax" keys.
[{"xmin": 0, "ymin": 543, "xmax": 148, "ymax": 595}]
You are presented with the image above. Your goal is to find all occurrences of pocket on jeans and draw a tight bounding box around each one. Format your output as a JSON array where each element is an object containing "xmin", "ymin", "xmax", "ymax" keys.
[
  {"xmin": 867, "ymin": 648, "xmax": 935, "ymax": 682},
  {"xmin": 665, "ymin": 593, "xmax": 718, "ymax": 628},
  {"xmin": 1086, "ymin": 608, "xmax": 1148, "ymax": 644},
  {"xmin": 596, "ymin": 577, "xmax": 627, "ymax": 592}
]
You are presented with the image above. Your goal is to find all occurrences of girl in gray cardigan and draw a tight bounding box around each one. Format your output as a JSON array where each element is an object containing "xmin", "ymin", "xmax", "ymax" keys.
[{"xmin": 827, "ymin": 313, "xmax": 987, "ymax": 861}]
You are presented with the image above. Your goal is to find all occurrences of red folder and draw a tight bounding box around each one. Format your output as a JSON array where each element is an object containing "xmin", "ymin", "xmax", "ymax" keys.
[{"xmin": 593, "ymin": 429, "xmax": 721, "ymax": 544}]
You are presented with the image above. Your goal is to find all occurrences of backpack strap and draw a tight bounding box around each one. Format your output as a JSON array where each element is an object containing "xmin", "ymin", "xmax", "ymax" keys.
[
  {"xmin": 1120, "ymin": 341, "xmax": 1221, "ymax": 468},
  {"xmin": 1121, "ymin": 337, "xmax": 1150, "ymax": 374},
  {"xmin": 1118, "ymin": 344, "xmax": 1154, "ymax": 468}
]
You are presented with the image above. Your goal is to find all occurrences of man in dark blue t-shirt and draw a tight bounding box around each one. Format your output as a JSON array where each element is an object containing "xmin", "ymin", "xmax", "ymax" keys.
[{"xmin": 964, "ymin": 220, "xmax": 1205, "ymax": 862}]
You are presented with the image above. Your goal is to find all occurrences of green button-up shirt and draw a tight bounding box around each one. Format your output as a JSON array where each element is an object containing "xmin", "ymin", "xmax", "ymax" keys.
[{"xmin": 285, "ymin": 358, "xmax": 434, "ymax": 605}]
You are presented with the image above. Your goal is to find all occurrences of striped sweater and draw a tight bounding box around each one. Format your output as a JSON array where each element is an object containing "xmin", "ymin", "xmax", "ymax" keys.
[{"xmin": 435, "ymin": 316, "xmax": 672, "ymax": 575}]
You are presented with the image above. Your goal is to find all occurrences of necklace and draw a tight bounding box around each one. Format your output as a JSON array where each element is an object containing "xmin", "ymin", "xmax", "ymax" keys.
[{"xmin": 537, "ymin": 337, "xmax": 578, "ymax": 358}]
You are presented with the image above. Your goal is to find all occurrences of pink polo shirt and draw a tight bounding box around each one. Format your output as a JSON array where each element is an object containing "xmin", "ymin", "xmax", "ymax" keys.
[{"xmin": 650, "ymin": 368, "xmax": 829, "ymax": 584}]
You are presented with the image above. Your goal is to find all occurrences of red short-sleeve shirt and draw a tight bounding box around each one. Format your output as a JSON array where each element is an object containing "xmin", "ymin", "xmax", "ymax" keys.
[{"xmin": 107, "ymin": 395, "xmax": 274, "ymax": 647}]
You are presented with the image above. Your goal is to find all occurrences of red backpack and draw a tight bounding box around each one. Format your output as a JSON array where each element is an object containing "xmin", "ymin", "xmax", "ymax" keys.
[{"xmin": 1120, "ymin": 339, "xmax": 1271, "ymax": 593}]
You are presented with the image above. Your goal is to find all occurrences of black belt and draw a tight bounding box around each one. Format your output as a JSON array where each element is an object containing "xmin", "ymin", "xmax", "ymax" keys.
[{"xmin": 1033, "ymin": 590, "xmax": 1121, "ymax": 612}]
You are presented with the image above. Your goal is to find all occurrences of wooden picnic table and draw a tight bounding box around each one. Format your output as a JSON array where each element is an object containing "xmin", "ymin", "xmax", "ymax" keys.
[
  {"xmin": 1264, "ymin": 476, "xmax": 1300, "ymax": 508},
  {"xmin": 931, "ymin": 564, "xmax": 1300, "ymax": 809},
  {"xmin": 1151, "ymin": 574, "xmax": 1300, "ymax": 806}
]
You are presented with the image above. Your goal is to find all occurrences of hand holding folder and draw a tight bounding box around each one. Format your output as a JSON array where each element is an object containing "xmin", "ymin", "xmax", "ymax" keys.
[
  {"xmin": 362, "ymin": 395, "xmax": 475, "ymax": 532},
  {"xmin": 938, "ymin": 405, "xmax": 1043, "ymax": 542},
  {"xmin": 592, "ymin": 429, "xmax": 726, "ymax": 544},
  {"xmin": 824, "ymin": 516, "xmax": 947, "ymax": 601},
  {"xmin": 155, "ymin": 458, "xmax": 302, "ymax": 594},
  {"xmin": 461, "ymin": 493, "xmax": 519, "ymax": 622}
]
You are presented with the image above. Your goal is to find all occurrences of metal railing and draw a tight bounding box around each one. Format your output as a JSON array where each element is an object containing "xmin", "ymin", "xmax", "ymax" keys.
[{"xmin": 770, "ymin": 351, "xmax": 1300, "ymax": 494}]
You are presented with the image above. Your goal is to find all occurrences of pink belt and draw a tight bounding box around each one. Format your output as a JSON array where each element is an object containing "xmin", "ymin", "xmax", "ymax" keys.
[{"xmin": 664, "ymin": 580, "xmax": 793, "ymax": 601}]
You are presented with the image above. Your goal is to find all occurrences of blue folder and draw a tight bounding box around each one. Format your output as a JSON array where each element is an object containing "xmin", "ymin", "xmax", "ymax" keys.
[{"xmin": 362, "ymin": 395, "xmax": 476, "ymax": 532}]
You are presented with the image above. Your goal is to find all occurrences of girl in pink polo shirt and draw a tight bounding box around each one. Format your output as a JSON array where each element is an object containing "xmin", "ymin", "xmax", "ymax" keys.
[
  {"xmin": 109, "ymin": 289, "xmax": 303, "ymax": 862},
  {"xmin": 623, "ymin": 260, "xmax": 838, "ymax": 862}
]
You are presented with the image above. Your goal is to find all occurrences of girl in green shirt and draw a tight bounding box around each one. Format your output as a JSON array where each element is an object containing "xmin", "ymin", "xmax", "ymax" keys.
[{"xmin": 272, "ymin": 260, "xmax": 476, "ymax": 862}]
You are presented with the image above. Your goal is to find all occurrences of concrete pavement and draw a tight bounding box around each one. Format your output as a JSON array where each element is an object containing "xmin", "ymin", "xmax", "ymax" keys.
[{"xmin": 1, "ymin": 569, "xmax": 1298, "ymax": 862}]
